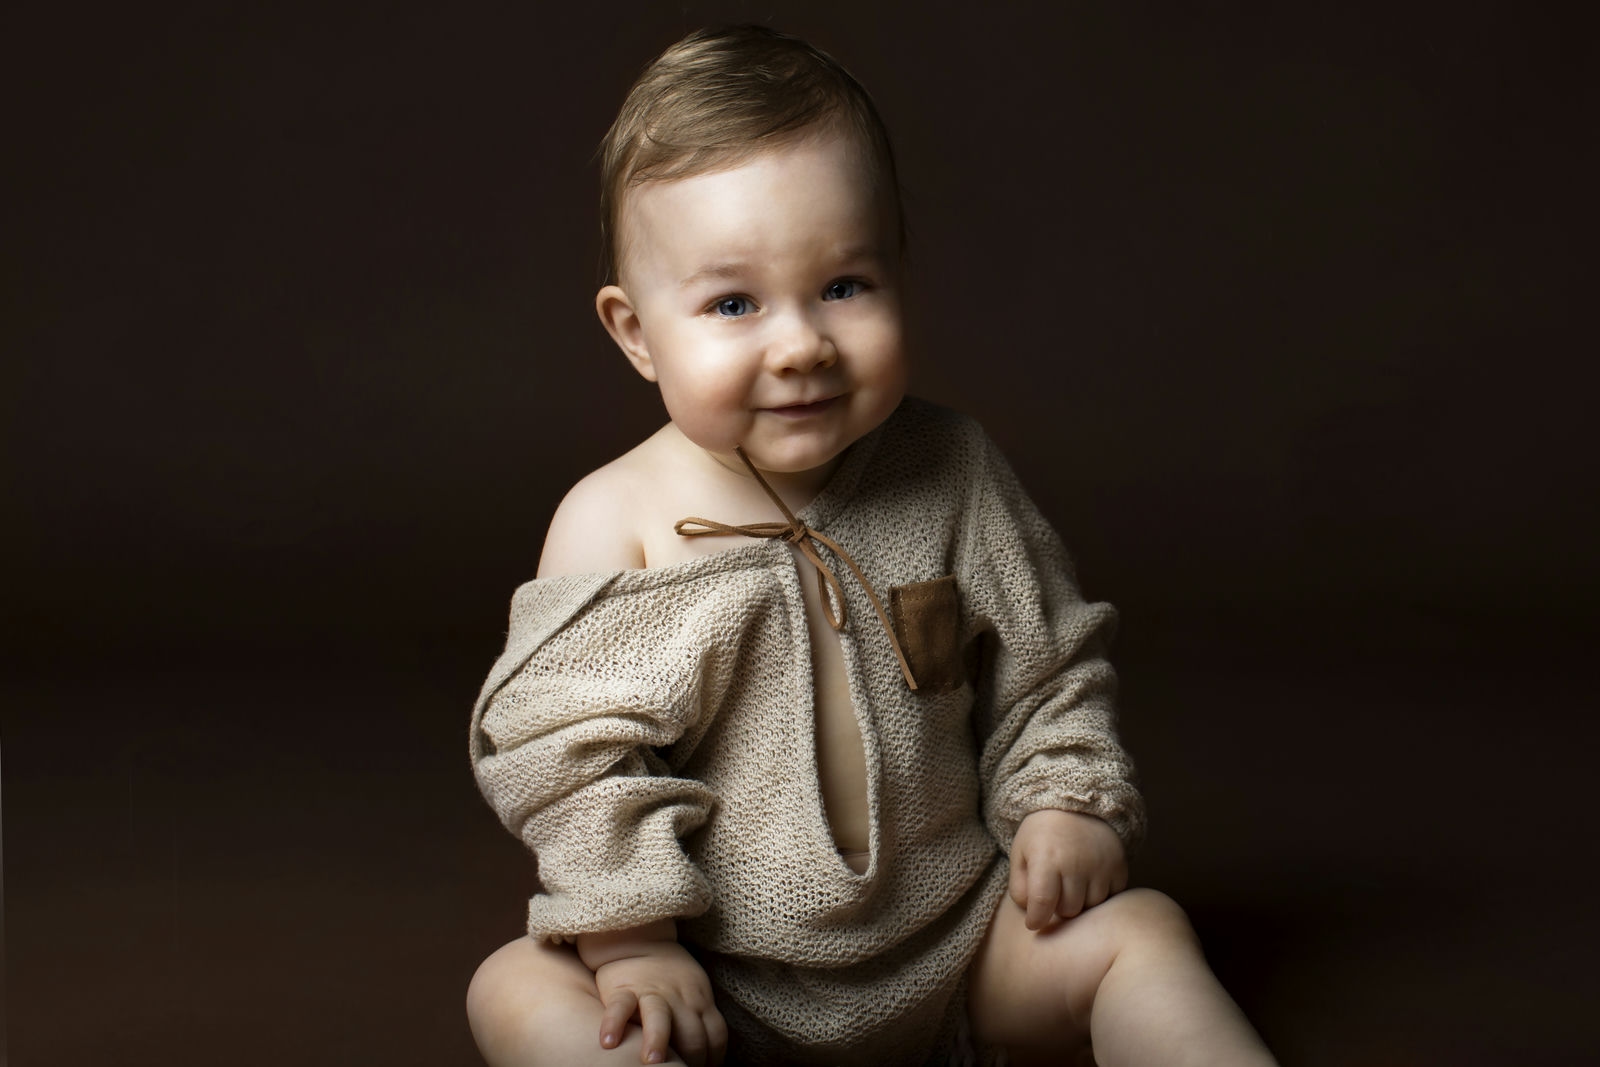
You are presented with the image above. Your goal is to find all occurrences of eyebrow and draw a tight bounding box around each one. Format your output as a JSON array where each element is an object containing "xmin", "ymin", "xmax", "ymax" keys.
[
  {"xmin": 677, "ymin": 246, "xmax": 885, "ymax": 290},
  {"xmin": 678, "ymin": 261, "xmax": 754, "ymax": 290}
]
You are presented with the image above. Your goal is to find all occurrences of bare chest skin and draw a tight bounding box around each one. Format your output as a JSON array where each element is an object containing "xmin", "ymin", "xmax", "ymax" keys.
[
  {"xmin": 796, "ymin": 553, "xmax": 872, "ymax": 860},
  {"xmin": 632, "ymin": 436, "xmax": 871, "ymax": 868}
]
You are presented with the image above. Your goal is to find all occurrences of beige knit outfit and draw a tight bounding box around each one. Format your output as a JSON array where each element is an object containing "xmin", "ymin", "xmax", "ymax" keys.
[{"xmin": 470, "ymin": 397, "xmax": 1145, "ymax": 1066}]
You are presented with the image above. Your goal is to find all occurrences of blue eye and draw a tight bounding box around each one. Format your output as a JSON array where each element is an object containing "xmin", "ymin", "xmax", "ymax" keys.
[
  {"xmin": 823, "ymin": 280, "xmax": 863, "ymax": 301},
  {"xmin": 715, "ymin": 297, "xmax": 752, "ymax": 317}
]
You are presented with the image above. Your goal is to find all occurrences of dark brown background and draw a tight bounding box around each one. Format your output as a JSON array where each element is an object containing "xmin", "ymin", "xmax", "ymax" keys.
[{"xmin": 5, "ymin": 2, "xmax": 1595, "ymax": 1064}]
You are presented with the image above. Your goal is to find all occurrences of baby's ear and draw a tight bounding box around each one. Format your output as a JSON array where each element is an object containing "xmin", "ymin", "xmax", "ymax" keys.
[{"xmin": 595, "ymin": 285, "xmax": 657, "ymax": 382}]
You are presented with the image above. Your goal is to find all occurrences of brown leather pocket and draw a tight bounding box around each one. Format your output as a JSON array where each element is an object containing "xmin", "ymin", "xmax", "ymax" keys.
[{"xmin": 889, "ymin": 574, "xmax": 966, "ymax": 694}]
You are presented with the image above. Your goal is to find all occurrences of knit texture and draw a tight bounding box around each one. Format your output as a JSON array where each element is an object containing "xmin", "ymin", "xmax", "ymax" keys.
[{"xmin": 470, "ymin": 396, "xmax": 1144, "ymax": 1066}]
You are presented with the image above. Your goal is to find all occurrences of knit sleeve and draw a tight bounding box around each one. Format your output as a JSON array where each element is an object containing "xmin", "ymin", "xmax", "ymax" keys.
[
  {"xmin": 960, "ymin": 431, "xmax": 1146, "ymax": 854},
  {"xmin": 469, "ymin": 573, "xmax": 718, "ymax": 942}
]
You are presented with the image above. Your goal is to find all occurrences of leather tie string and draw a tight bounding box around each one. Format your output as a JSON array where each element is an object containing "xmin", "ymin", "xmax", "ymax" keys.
[{"xmin": 675, "ymin": 447, "xmax": 920, "ymax": 692}]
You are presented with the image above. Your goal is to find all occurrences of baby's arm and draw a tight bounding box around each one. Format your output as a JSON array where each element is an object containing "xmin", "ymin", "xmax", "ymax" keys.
[
  {"xmin": 477, "ymin": 468, "xmax": 724, "ymax": 1064},
  {"xmin": 954, "ymin": 425, "xmax": 1144, "ymax": 920},
  {"xmin": 577, "ymin": 921, "xmax": 726, "ymax": 1066},
  {"xmin": 1009, "ymin": 808, "xmax": 1129, "ymax": 929},
  {"xmin": 963, "ymin": 432, "xmax": 1144, "ymax": 835}
]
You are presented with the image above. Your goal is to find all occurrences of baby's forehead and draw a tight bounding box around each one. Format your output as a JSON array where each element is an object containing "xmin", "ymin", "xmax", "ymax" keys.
[{"xmin": 615, "ymin": 132, "xmax": 896, "ymax": 272}]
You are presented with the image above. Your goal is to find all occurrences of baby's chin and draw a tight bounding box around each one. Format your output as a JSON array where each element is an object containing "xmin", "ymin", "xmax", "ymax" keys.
[
  {"xmin": 670, "ymin": 392, "xmax": 903, "ymax": 478},
  {"xmin": 740, "ymin": 442, "xmax": 852, "ymax": 477},
  {"xmin": 674, "ymin": 425, "xmax": 850, "ymax": 479}
]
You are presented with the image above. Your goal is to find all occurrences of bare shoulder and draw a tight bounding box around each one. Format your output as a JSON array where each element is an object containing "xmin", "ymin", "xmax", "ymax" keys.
[
  {"xmin": 536, "ymin": 455, "xmax": 650, "ymax": 578},
  {"xmin": 539, "ymin": 426, "xmax": 729, "ymax": 577}
]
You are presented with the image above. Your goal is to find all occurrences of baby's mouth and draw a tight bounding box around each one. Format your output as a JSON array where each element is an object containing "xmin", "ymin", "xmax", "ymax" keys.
[{"xmin": 765, "ymin": 395, "xmax": 841, "ymax": 418}]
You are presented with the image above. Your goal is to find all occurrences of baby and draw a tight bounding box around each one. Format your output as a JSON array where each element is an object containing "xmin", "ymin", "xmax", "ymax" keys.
[{"xmin": 466, "ymin": 25, "xmax": 1277, "ymax": 1067}]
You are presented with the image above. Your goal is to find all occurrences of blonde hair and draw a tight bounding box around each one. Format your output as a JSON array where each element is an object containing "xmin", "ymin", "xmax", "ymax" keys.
[{"xmin": 597, "ymin": 25, "xmax": 904, "ymax": 286}]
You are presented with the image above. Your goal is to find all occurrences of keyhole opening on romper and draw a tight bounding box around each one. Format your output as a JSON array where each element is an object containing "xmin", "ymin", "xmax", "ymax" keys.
[{"xmin": 794, "ymin": 554, "xmax": 871, "ymax": 871}]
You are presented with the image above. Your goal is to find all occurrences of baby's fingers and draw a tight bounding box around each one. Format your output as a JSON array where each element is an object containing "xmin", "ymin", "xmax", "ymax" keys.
[
  {"xmin": 1009, "ymin": 853, "xmax": 1030, "ymax": 911},
  {"xmin": 598, "ymin": 989, "xmax": 638, "ymax": 1051},
  {"xmin": 1024, "ymin": 866, "xmax": 1061, "ymax": 930},
  {"xmin": 1074, "ymin": 862, "xmax": 1130, "ymax": 917},
  {"xmin": 670, "ymin": 1007, "xmax": 709, "ymax": 1067},
  {"xmin": 705, "ymin": 1007, "xmax": 729, "ymax": 1067},
  {"xmin": 1055, "ymin": 872, "xmax": 1089, "ymax": 920},
  {"xmin": 638, "ymin": 993, "xmax": 673, "ymax": 1064}
]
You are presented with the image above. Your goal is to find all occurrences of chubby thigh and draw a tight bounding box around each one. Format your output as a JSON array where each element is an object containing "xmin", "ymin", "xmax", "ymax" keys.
[
  {"xmin": 467, "ymin": 936, "xmax": 681, "ymax": 1066},
  {"xmin": 965, "ymin": 886, "xmax": 1188, "ymax": 1052},
  {"xmin": 468, "ymin": 933, "xmax": 961, "ymax": 1067}
]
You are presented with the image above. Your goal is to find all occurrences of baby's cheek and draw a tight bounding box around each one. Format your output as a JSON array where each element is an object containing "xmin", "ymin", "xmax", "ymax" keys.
[
  {"xmin": 658, "ymin": 377, "xmax": 754, "ymax": 451},
  {"xmin": 853, "ymin": 330, "xmax": 907, "ymax": 408}
]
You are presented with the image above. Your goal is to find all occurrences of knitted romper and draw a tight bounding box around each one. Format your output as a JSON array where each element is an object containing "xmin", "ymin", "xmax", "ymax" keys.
[{"xmin": 470, "ymin": 397, "xmax": 1145, "ymax": 1066}]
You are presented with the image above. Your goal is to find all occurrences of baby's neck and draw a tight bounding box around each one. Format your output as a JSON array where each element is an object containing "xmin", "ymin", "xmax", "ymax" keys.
[{"xmin": 625, "ymin": 422, "xmax": 865, "ymax": 572}]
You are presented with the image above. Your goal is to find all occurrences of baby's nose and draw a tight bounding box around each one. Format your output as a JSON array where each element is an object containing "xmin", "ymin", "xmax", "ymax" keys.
[{"xmin": 768, "ymin": 313, "xmax": 836, "ymax": 373}]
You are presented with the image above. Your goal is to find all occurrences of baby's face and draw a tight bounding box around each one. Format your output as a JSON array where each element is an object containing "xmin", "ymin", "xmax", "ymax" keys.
[{"xmin": 603, "ymin": 128, "xmax": 907, "ymax": 477}]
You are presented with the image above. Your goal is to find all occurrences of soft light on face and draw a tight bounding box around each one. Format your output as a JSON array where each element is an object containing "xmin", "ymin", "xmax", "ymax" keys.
[{"xmin": 599, "ymin": 128, "xmax": 908, "ymax": 477}]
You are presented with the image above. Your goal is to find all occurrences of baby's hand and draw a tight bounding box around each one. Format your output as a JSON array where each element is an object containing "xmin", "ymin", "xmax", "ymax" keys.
[
  {"xmin": 592, "ymin": 940, "xmax": 726, "ymax": 1066},
  {"xmin": 1009, "ymin": 808, "xmax": 1129, "ymax": 930}
]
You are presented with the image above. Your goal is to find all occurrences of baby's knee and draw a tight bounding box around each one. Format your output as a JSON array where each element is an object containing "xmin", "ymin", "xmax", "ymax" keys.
[
  {"xmin": 467, "ymin": 937, "xmax": 596, "ymax": 1064},
  {"xmin": 467, "ymin": 941, "xmax": 537, "ymax": 1051},
  {"xmin": 1099, "ymin": 888, "xmax": 1200, "ymax": 953}
]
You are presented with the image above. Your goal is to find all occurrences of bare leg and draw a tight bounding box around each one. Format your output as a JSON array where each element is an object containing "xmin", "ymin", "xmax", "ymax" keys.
[
  {"xmin": 967, "ymin": 888, "xmax": 1277, "ymax": 1067},
  {"xmin": 467, "ymin": 937, "xmax": 691, "ymax": 1066}
]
